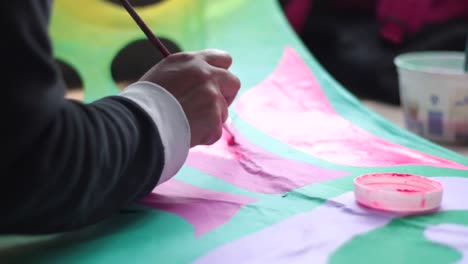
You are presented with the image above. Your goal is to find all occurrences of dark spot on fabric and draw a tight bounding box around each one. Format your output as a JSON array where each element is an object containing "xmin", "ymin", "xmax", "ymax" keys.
[
  {"xmin": 106, "ymin": 0, "xmax": 165, "ymax": 8},
  {"xmin": 111, "ymin": 38, "xmax": 181, "ymax": 84},
  {"xmin": 56, "ymin": 59, "xmax": 83, "ymax": 90}
]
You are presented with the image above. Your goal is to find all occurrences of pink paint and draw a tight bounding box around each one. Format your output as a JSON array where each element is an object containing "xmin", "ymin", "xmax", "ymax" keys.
[
  {"xmin": 186, "ymin": 125, "xmax": 349, "ymax": 194},
  {"xmin": 390, "ymin": 173, "xmax": 412, "ymax": 178},
  {"xmin": 226, "ymin": 135, "xmax": 236, "ymax": 146},
  {"xmin": 223, "ymin": 125, "xmax": 237, "ymax": 146},
  {"xmin": 234, "ymin": 47, "xmax": 468, "ymax": 170},
  {"xmin": 140, "ymin": 180, "xmax": 256, "ymax": 237},
  {"xmin": 396, "ymin": 189, "xmax": 419, "ymax": 193},
  {"xmin": 420, "ymin": 198, "xmax": 426, "ymax": 208},
  {"xmin": 354, "ymin": 173, "xmax": 443, "ymax": 213}
]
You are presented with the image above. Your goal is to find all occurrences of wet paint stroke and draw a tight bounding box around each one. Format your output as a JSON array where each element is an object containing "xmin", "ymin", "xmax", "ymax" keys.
[
  {"xmin": 235, "ymin": 47, "xmax": 468, "ymax": 170},
  {"xmin": 186, "ymin": 125, "xmax": 349, "ymax": 194},
  {"xmin": 140, "ymin": 180, "xmax": 256, "ymax": 237},
  {"xmin": 424, "ymin": 224, "xmax": 468, "ymax": 264},
  {"xmin": 194, "ymin": 177, "xmax": 468, "ymax": 264}
]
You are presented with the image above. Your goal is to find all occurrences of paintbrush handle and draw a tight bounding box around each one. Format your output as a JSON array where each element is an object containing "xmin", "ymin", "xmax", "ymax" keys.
[
  {"xmin": 119, "ymin": 0, "xmax": 171, "ymax": 57},
  {"xmin": 119, "ymin": 0, "xmax": 237, "ymax": 145}
]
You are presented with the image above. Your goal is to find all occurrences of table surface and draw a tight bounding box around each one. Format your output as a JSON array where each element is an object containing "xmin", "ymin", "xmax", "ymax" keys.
[
  {"xmin": 362, "ymin": 99, "xmax": 468, "ymax": 157},
  {"xmin": 1, "ymin": 89, "xmax": 465, "ymax": 261}
]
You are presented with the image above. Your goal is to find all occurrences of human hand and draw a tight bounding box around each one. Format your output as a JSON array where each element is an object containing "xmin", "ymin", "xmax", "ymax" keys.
[{"xmin": 139, "ymin": 49, "xmax": 241, "ymax": 147}]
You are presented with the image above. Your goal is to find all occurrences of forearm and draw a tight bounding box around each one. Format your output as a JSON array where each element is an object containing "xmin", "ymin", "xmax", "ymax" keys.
[
  {"xmin": 2, "ymin": 95, "xmax": 157, "ymax": 234},
  {"xmin": 2, "ymin": 84, "xmax": 189, "ymax": 234},
  {"xmin": 0, "ymin": 0, "xmax": 190, "ymax": 234}
]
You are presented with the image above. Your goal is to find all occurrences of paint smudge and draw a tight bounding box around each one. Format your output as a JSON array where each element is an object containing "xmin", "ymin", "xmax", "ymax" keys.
[
  {"xmin": 420, "ymin": 198, "xmax": 426, "ymax": 208},
  {"xmin": 186, "ymin": 125, "xmax": 349, "ymax": 194}
]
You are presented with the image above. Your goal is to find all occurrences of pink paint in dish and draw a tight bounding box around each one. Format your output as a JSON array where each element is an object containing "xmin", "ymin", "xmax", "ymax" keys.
[{"xmin": 354, "ymin": 173, "xmax": 443, "ymax": 214}]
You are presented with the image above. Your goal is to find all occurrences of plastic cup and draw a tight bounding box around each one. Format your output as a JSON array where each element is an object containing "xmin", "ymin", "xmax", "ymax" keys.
[{"xmin": 394, "ymin": 51, "xmax": 468, "ymax": 144}]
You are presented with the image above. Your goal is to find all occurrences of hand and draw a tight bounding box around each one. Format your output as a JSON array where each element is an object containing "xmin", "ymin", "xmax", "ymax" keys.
[{"xmin": 139, "ymin": 49, "xmax": 241, "ymax": 147}]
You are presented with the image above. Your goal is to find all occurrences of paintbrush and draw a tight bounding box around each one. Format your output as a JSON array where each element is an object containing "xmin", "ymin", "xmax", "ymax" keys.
[
  {"xmin": 119, "ymin": 0, "xmax": 237, "ymax": 146},
  {"xmin": 118, "ymin": 0, "xmax": 170, "ymax": 57}
]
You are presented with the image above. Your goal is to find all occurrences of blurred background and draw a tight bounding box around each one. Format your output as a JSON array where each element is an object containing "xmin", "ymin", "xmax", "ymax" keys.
[
  {"xmin": 280, "ymin": 0, "xmax": 468, "ymax": 105},
  {"xmin": 63, "ymin": 0, "xmax": 468, "ymax": 105},
  {"xmin": 280, "ymin": 0, "xmax": 468, "ymax": 155}
]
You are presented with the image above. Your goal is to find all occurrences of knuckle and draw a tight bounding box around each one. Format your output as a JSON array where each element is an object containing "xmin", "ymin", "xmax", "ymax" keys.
[
  {"xmin": 215, "ymin": 50, "xmax": 232, "ymax": 63},
  {"xmin": 200, "ymin": 67, "xmax": 214, "ymax": 80},
  {"xmin": 200, "ymin": 104, "xmax": 224, "ymax": 145},
  {"xmin": 203, "ymin": 86, "xmax": 220, "ymax": 101},
  {"xmin": 169, "ymin": 52, "xmax": 194, "ymax": 62},
  {"xmin": 232, "ymin": 74, "xmax": 241, "ymax": 90},
  {"xmin": 208, "ymin": 107, "xmax": 223, "ymax": 143},
  {"xmin": 224, "ymin": 53, "xmax": 233, "ymax": 64},
  {"xmin": 212, "ymin": 49, "xmax": 231, "ymax": 58},
  {"xmin": 193, "ymin": 66, "xmax": 213, "ymax": 81}
]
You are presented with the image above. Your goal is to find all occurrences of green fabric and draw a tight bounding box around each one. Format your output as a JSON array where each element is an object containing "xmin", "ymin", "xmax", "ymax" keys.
[{"xmin": 1, "ymin": 0, "xmax": 466, "ymax": 263}]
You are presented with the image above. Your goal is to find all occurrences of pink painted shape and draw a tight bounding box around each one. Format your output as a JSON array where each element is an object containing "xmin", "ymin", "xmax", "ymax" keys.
[
  {"xmin": 140, "ymin": 180, "xmax": 256, "ymax": 237},
  {"xmin": 234, "ymin": 47, "xmax": 468, "ymax": 170},
  {"xmin": 186, "ymin": 124, "xmax": 348, "ymax": 194}
]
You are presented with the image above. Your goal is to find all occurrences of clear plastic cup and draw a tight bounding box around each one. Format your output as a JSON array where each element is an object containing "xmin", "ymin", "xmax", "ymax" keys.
[{"xmin": 394, "ymin": 51, "xmax": 468, "ymax": 144}]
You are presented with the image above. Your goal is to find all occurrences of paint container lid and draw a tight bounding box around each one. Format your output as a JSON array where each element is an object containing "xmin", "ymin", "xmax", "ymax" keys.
[{"xmin": 354, "ymin": 173, "xmax": 443, "ymax": 214}]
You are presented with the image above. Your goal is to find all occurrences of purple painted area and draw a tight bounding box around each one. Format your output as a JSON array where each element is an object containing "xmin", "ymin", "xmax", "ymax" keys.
[
  {"xmin": 194, "ymin": 192, "xmax": 394, "ymax": 264},
  {"xmin": 194, "ymin": 177, "xmax": 468, "ymax": 264},
  {"xmin": 425, "ymin": 224, "xmax": 468, "ymax": 263},
  {"xmin": 186, "ymin": 124, "xmax": 349, "ymax": 194},
  {"xmin": 234, "ymin": 47, "xmax": 468, "ymax": 170},
  {"xmin": 141, "ymin": 180, "xmax": 256, "ymax": 237},
  {"xmin": 433, "ymin": 177, "xmax": 468, "ymax": 211}
]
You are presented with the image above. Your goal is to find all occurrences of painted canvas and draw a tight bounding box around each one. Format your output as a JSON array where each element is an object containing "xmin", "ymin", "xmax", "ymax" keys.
[{"xmin": 2, "ymin": 0, "xmax": 467, "ymax": 263}]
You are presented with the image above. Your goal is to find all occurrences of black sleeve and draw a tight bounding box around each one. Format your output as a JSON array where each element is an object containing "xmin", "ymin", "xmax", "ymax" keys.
[{"xmin": 0, "ymin": 0, "xmax": 165, "ymax": 234}]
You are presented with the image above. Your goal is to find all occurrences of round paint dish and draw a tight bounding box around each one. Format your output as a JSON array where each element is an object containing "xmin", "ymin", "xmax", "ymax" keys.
[{"xmin": 354, "ymin": 173, "xmax": 443, "ymax": 214}]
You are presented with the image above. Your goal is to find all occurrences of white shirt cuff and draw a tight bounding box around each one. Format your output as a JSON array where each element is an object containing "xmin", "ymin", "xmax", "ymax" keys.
[{"xmin": 119, "ymin": 81, "xmax": 190, "ymax": 184}]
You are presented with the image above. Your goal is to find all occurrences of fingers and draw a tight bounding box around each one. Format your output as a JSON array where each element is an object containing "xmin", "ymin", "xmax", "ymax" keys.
[
  {"xmin": 218, "ymin": 92, "xmax": 229, "ymax": 123},
  {"xmin": 196, "ymin": 49, "xmax": 233, "ymax": 69},
  {"xmin": 196, "ymin": 50, "xmax": 240, "ymax": 105},
  {"xmin": 211, "ymin": 67, "xmax": 241, "ymax": 106},
  {"xmin": 195, "ymin": 84, "xmax": 227, "ymax": 146},
  {"xmin": 157, "ymin": 49, "xmax": 240, "ymax": 147},
  {"xmin": 169, "ymin": 49, "xmax": 233, "ymax": 69},
  {"xmin": 204, "ymin": 83, "xmax": 229, "ymax": 124}
]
